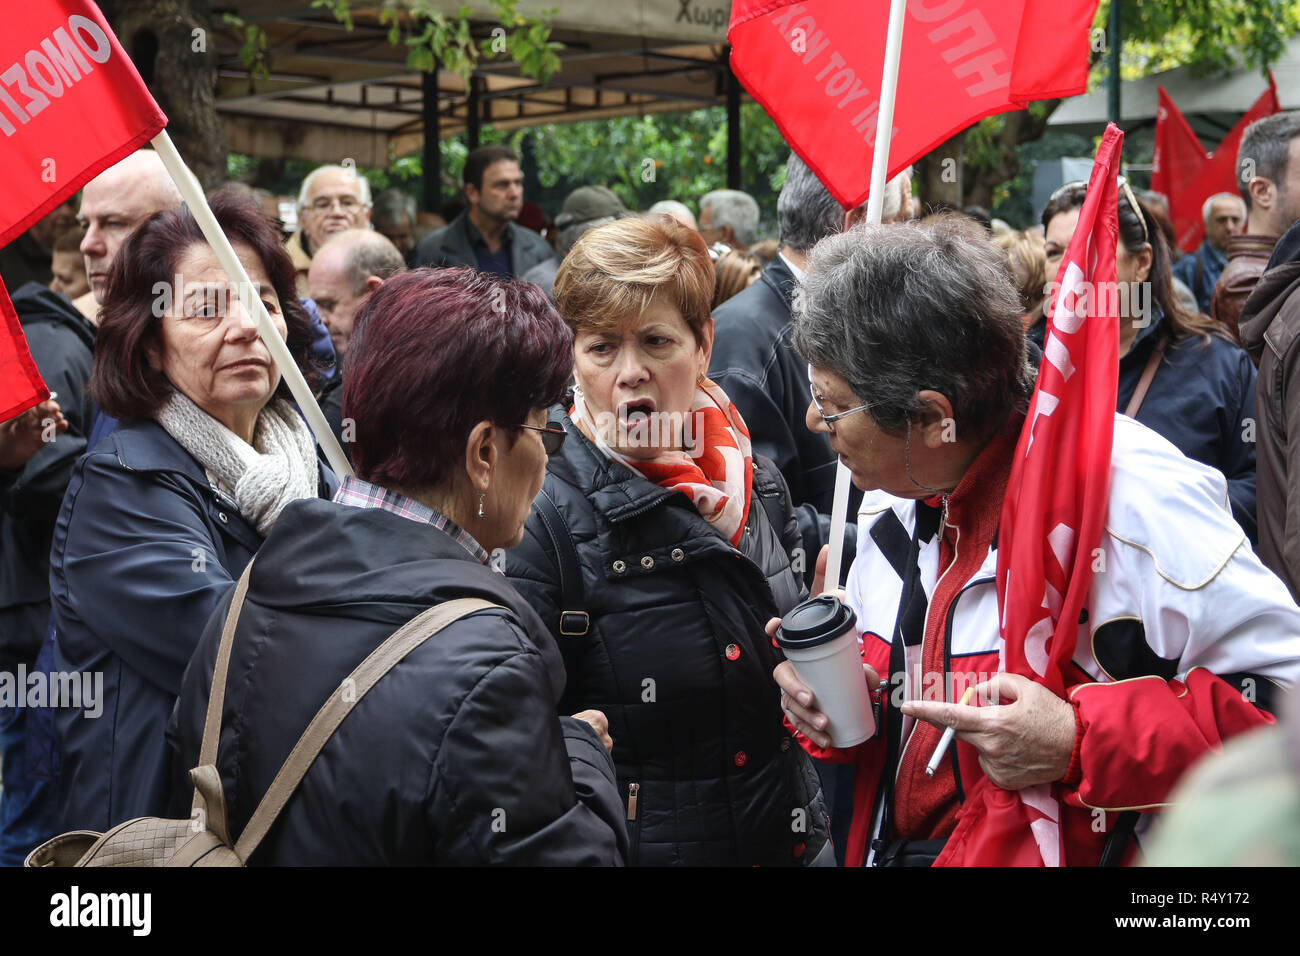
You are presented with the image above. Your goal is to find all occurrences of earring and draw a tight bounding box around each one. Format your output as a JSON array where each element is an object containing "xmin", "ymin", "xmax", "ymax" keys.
[{"xmin": 477, "ymin": 492, "xmax": 486, "ymax": 519}]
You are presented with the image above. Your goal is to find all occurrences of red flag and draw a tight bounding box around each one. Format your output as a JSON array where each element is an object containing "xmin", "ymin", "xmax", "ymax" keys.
[
  {"xmin": 938, "ymin": 123, "xmax": 1124, "ymax": 867},
  {"xmin": 728, "ymin": 0, "xmax": 1100, "ymax": 208},
  {"xmin": 1151, "ymin": 80, "xmax": 1279, "ymax": 253},
  {"xmin": 0, "ymin": 0, "xmax": 166, "ymax": 419},
  {"xmin": 0, "ymin": 282, "xmax": 48, "ymax": 420}
]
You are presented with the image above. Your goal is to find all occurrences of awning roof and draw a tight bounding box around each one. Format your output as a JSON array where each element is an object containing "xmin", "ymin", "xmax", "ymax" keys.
[{"xmin": 218, "ymin": 1, "xmax": 741, "ymax": 165}]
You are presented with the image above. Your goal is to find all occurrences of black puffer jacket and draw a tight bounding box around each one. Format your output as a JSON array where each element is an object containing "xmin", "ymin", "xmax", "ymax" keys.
[
  {"xmin": 167, "ymin": 496, "xmax": 627, "ymax": 865},
  {"xmin": 507, "ymin": 410, "xmax": 831, "ymax": 866}
]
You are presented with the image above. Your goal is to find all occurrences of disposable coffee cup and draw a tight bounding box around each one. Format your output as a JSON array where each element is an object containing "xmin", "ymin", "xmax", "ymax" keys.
[{"xmin": 775, "ymin": 595, "xmax": 875, "ymax": 748}]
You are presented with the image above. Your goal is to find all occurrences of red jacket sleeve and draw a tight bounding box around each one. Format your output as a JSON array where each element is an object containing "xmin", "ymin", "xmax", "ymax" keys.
[{"xmin": 1060, "ymin": 667, "xmax": 1275, "ymax": 811}]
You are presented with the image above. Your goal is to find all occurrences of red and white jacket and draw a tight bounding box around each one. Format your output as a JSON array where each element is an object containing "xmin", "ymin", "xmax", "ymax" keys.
[{"xmin": 797, "ymin": 414, "xmax": 1300, "ymax": 866}]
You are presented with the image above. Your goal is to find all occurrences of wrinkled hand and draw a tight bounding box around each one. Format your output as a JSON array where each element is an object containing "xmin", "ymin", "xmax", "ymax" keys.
[
  {"xmin": 899, "ymin": 673, "xmax": 1075, "ymax": 790},
  {"xmin": 0, "ymin": 399, "xmax": 66, "ymax": 471},
  {"xmin": 771, "ymin": 656, "xmax": 880, "ymax": 750},
  {"xmin": 572, "ymin": 709, "xmax": 614, "ymax": 753}
]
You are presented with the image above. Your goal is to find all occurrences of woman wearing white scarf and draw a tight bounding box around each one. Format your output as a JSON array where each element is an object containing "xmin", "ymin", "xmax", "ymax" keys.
[{"xmin": 48, "ymin": 190, "xmax": 333, "ymax": 833}]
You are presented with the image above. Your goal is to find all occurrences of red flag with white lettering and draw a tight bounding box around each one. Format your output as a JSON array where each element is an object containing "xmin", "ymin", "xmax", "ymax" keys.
[
  {"xmin": 0, "ymin": 0, "xmax": 165, "ymax": 419},
  {"xmin": 1151, "ymin": 80, "xmax": 1279, "ymax": 253},
  {"xmin": 728, "ymin": 0, "xmax": 1100, "ymax": 208},
  {"xmin": 937, "ymin": 123, "xmax": 1123, "ymax": 867}
]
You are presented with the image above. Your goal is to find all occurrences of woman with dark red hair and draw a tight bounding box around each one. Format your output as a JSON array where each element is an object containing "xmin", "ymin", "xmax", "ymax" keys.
[
  {"xmin": 167, "ymin": 268, "xmax": 627, "ymax": 865},
  {"xmin": 49, "ymin": 189, "xmax": 335, "ymax": 835}
]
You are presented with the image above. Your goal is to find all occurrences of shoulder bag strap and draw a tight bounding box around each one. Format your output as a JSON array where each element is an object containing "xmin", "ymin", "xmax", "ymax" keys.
[
  {"xmin": 1123, "ymin": 335, "xmax": 1168, "ymax": 419},
  {"xmin": 533, "ymin": 486, "xmax": 588, "ymax": 636},
  {"xmin": 195, "ymin": 561, "xmax": 256, "ymax": 794},
  {"xmin": 232, "ymin": 597, "xmax": 502, "ymax": 861}
]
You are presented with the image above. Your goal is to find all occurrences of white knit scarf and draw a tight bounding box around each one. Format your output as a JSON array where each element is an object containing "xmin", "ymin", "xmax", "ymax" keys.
[{"xmin": 155, "ymin": 391, "xmax": 319, "ymax": 535}]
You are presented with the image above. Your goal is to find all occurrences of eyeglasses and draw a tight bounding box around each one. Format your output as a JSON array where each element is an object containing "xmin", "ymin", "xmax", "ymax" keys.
[
  {"xmin": 1047, "ymin": 175, "xmax": 1149, "ymax": 244},
  {"xmin": 307, "ymin": 195, "xmax": 366, "ymax": 213},
  {"xmin": 520, "ymin": 420, "xmax": 567, "ymax": 454},
  {"xmin": 810, "ymin": 390, "xmax": 872, "ymax": 432}
]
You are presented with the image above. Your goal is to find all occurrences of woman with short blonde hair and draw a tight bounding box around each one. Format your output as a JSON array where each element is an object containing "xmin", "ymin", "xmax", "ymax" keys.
[{"xmin": 510, "ymin": 214, "xmax": 831, "ymax": 866}]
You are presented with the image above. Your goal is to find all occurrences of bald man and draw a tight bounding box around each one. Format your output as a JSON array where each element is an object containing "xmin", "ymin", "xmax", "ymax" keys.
[
  {"xmin": 308, "ymin": 229, "xmax": 405, "ymax": 460},
  {"xmin": 73, "ymin": 150, "xmax": 183, "ymax": 321}
]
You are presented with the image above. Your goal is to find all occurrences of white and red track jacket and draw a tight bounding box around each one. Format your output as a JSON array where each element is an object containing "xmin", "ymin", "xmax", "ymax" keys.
[{"xmin": 798, "ymin": 414, "xmax": 1300, "ymax": 866}]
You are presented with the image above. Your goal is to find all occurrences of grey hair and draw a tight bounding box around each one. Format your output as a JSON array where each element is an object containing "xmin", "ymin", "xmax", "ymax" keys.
[
  {"xmin": 793, "ymin": 215, "xmax": 1033, "ymax": 440},
  {"xmin": 1202, "ymin": 191, "xmax": 1245, "ymax": 225},
  {"xmin": 646, "ymin": 200, "xmax": 697, "ymax": 231},
  {"xmin": 778, "ymin": 153, "xmax": 844, "ymax": 252},
  {"xmin": 1237, "ymin": 111, "xmax": 1300, "ymax": 207},
  {"xmin": 318, "ymin": 229, "xmax": 405, "ymax": 294},
  {"xmin": 700, "ymin": 189, "xmax": 760, "ymax": 246},
  {"xmin": 297, "ymin": 164, "xmax": 372, "ymax": 212},
  {"xmin": 372, "ymin": 188, "xmax": 416, "ymax": 227}
]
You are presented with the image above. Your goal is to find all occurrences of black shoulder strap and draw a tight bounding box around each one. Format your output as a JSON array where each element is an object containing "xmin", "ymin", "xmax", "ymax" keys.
[{"xmin": 533, "ymin": 486, "xmax": 589, "ymax": 636}]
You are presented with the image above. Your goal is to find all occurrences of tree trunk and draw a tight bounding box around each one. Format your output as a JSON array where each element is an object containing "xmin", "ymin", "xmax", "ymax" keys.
[
  {"xmin": 964, "ymin": 102, "xmax": 1062, "ymax": 211},
  {"xmin": 916, "ymin": 131, "xmax": 965, "ymax": 213},
  {"xmin": 108, "ymin": 0, "xmax": 226, "ymax": 191}
]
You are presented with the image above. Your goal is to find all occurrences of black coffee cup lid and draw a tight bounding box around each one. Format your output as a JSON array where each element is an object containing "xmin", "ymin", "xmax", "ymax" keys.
[{"xmin": 775, "ymin": 595, "xmax": 856, "ymax": 649}]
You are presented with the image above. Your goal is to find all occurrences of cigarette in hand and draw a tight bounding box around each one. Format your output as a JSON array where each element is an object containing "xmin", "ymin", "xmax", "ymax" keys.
[{"xmin": 925, "ymin": 686, "xmax": 974, "ymax": 777}]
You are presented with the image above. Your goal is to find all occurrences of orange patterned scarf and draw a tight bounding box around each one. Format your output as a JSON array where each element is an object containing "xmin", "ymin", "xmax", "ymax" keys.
[{"xmin": 573, "ymin": 377, "xmax": 754, "ymax": 546}]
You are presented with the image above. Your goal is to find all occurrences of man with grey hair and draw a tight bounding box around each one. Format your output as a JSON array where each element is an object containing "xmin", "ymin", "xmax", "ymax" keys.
[
  {"xmin": 698, "ymin": 189, "xmax": 760, "ymax": 252},
  {"xmin": 371, "ymin": 188, "xmax": 418, "ymax": 264},
  {"xmin": 286, "ymin": 164, "xmax": 373, "ymax": 294},
  {"xmin": 1214, "ymin": 111, "xmax": 1300, "ymax": 335},
  {"xmin": 522, "ymin": 185, "xmax": 629, "ymax": 299},
  {"xmin": 1172, "ymin": 191, "xmax": 1245, "ymax": 313},
  {"xmin": 308, "ymin": 228, "xmax": 405, "ymax": 458},
  {"xmin": 647, "ymin": 199, "xmax": 698, "ymax": 232},
  {"xmin": 708, "ymin": 152, "xmax": 860, "ymax": 588}
]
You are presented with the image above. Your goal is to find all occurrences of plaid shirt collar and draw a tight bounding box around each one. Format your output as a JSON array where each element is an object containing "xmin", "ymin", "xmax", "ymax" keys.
[{"xmin": 332, "ymin": 476, "xmax": 490, "ymax": 565}]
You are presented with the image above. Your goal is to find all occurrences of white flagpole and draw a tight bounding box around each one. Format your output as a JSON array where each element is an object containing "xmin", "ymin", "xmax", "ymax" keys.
[
  {"xmin": 150, "ymin": 130, "xmax": 354, "ymax": 478},
  {"xmin": 822, "ymin": 0, "xmax": 906, "ymax": 592}
]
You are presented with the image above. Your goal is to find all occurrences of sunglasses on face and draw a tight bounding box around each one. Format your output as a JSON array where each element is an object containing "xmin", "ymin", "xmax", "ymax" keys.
[{"xmin": 520, "ymin": 420, "xmax": 567, "ymax": 454}]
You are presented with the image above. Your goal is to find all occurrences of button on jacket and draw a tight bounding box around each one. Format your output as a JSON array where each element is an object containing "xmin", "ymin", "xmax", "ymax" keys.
[
  {"xmin": 507, "ymin": 410, "xmax": 831, "ymax": 866},
  {"xmin": 49, "ymin": 418, "xmax": 335, "ymax": 832}
]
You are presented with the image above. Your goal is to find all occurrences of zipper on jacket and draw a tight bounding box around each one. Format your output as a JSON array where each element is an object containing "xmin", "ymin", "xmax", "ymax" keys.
[
  {"xmin": 626, "ymin": 782, "xmax": 639, "ymax": 821},
  {"xmin": 626, "ymin": 782, "xmax": 642, "ymax": 864}
]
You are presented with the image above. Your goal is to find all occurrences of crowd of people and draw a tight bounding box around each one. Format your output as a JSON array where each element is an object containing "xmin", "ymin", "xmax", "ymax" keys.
[{"xmin": 2, "ymin": 112, "xmax": 1300, "ymax": 866}]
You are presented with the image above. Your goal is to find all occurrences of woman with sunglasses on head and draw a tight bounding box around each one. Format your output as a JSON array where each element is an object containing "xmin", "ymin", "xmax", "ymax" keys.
[
  {"xmin": 168, "ymin": 268, "xmax": 627, "ymax": 864},
  {"xmin": 506, "ymin": 215, "xmax": 831, "ymax": 866},
  {"xmin": 1040, "ymin": 180, "xmax": 1258, "ymax": 541}
]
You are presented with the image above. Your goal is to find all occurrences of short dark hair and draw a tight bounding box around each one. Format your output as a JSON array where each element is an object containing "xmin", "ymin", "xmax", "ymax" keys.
[
  {"xmin": 90, "ymin": 188, "xmax": 314, "ymax": 421},
  {"xmin": 464, "ymin": 145, "xmax": 520, "ymax": 191},
  {"xmin": 778, "ymin": 152, "xmax": 844, "ymax": 253},
  {"xmin": 793, "ymin": 216, "xmax": 1033, "ymax": 442},
  {"xmin": 1237, "ymin": 111, "xmax": 1300, "ymax": 206},
  {"xmin": 343, "ymin": 268, "xmax": 573, "ymax": 491}
]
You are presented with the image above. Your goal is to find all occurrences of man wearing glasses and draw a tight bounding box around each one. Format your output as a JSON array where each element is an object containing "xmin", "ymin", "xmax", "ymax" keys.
[{"xmin": 285, "ymin": 164, "xmax": 373, "ymax": 295}]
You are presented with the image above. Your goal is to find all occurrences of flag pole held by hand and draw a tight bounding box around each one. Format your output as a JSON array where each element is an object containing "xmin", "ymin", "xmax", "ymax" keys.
[
  {"xmin": 823, "ymin": 0, "xmax": 906, "ymax": 592},
  {"xmin": 149, "ymin": 131, "xmax": 354, "ymax": 479}
]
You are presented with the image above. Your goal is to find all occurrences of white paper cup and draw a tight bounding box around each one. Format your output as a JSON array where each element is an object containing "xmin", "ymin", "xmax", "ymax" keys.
[{"xmin": 776, "ymin": 596, "xmax": 875, "ymax": 748}]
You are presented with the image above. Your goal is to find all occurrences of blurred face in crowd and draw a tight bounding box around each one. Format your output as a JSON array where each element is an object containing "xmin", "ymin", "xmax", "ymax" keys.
[
  {"xmin": 697, "ymin": 203, "xmax": 725, "ymax": 246},
  {"xmin": 149, "ymin": 241, "xmax": 287, "ymax": 441},
  {"xmin": 49, "ymin": 250, "xmax": 90, "ymax": 299},
  {"xmin": 1205, "ymin": 197, "xmax": 1245, "ymax": 251},
  {"xmin": 301, "ymin": 169, "xmax": 370, "ymax": 252},
  {"xmin": 467, "ymin": 160, "xmax": 524, "ymax": 225},
  {"xmin": 1044, "ymin": 206, "xmax": 1151, "ymax": 326},
  {"xmin": 308, "ymin": 242, "xmax": 368, "ymax": 360},
  {"xmin": 78, "ymin": 162, "xmax": 176, "ymax": 304},
  {"xmin": 374, "ymin": 215, "xmax": 415, "ymax": 258},
  {"xmin": 31, "ymin": 203, "xmax": 74, "ymax": 249},
  {"xmin": 573, "ymin": 294, "xmax": 712, "ymax": 460}
]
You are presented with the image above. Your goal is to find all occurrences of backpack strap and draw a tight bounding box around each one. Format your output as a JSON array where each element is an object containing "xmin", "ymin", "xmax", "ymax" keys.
[
  {"xmin": 1123, "ymin": 334, "xmax": 1168, "ymax": 419},
  {"xmin": 232, "ymin": 596, "xmax": 501, "ymax": 861},
  {"xmin": 533, "ymin": 486, "xmax": 588, "ymax": 637}
]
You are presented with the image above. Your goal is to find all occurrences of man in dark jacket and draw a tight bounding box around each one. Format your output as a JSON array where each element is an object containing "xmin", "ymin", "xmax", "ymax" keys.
[
  {"xmin": 1173, "ymin": 193, "xmax": 1245, "ymax": 314},
  {"xmin": 709, "ymin": 153, "xmax": 861, "ymax": 583},
  {"xmin": 1240, "ymin": 220, "xmax": 1300, "ymax": 602},
  {"xmin": 0, "ymin": 282, "xmax": 94, "ymax": 864},
  {"xmin": 414, "ymin": 145, "xmax": 554, "ymax": 279}
]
